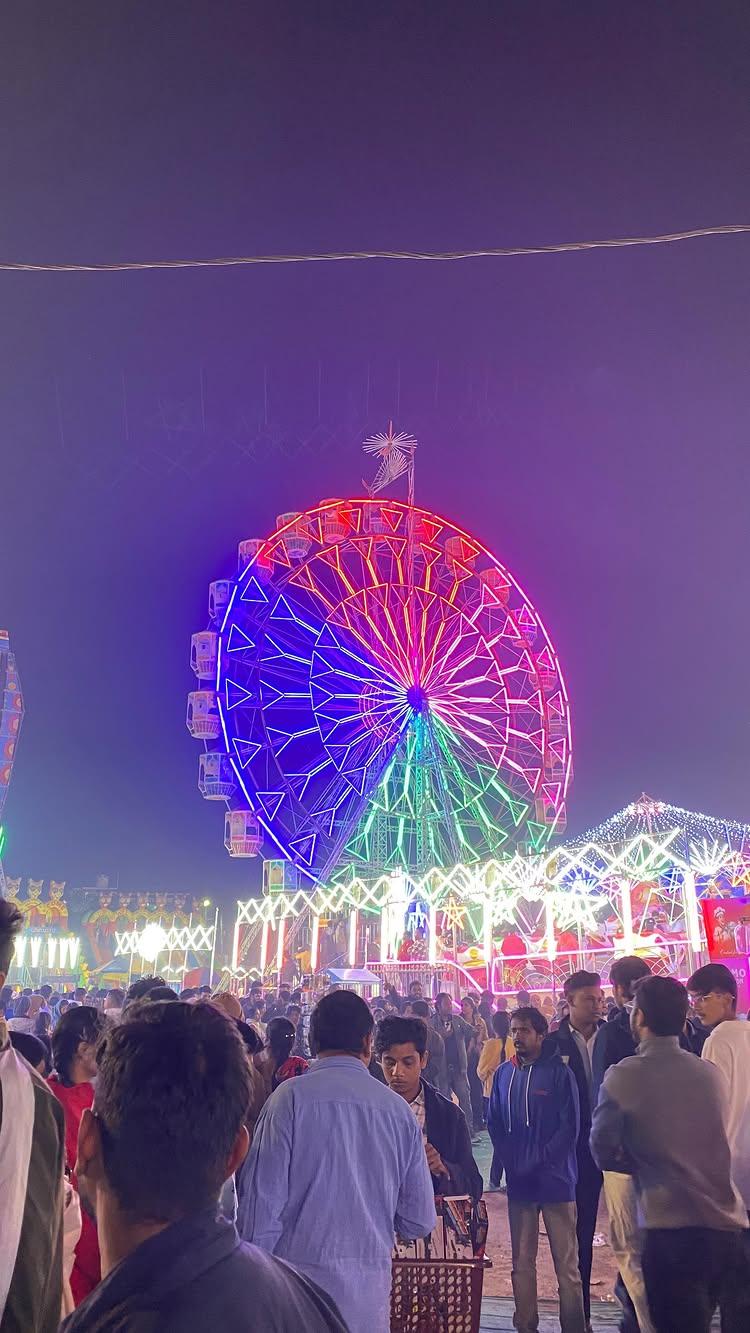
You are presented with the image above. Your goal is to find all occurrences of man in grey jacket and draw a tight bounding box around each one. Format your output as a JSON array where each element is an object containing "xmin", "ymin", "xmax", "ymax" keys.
[
  {"xmin": 590, "ymin": 975, "xmax": 749, "ymax": 1333},
  {"xmin": 431, "ymin": 992, "xmax": 474, "ymax": 1130}
]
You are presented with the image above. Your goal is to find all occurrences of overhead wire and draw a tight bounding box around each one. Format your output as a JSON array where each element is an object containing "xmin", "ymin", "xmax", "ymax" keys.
[{"xmin": 0, "ymin": 223, "xmax": 748, "ymax": 273}]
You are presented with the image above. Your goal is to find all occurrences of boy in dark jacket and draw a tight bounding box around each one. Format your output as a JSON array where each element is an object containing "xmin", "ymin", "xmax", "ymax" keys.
[
  {"xmin": 489, "ymin": 1007, "xmax": 586, "ymax": 1333},
  {"xmin": 543, "ymin": 970, "xmax": 606, "ymax": 1329},
  {"xmin": 376, "ymin": 1015, "xmax": 483, "ymax": 1201}
]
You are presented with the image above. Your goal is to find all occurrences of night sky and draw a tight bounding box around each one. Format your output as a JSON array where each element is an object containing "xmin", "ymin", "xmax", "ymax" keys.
[{"xmin": 1, "ymin": 3, "xmax": 749, "ymax": 901}]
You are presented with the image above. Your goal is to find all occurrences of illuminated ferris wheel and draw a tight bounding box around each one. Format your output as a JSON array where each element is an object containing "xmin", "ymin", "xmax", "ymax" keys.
[{"xmin": 187, "ymin": 432, "xmax": 572, "ymax": 885}]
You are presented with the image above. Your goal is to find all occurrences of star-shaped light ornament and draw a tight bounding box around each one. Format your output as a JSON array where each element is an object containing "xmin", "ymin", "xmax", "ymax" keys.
[
  {"xmin": 442, "ymin": 895, "xmax": 466, "ymax": 934},
  {"xmin": 362, "ymin": 422, "xmax": 417, "ymax": 496}
]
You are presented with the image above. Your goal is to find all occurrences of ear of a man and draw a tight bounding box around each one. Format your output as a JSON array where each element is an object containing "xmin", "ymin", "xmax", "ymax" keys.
[
  {"xmin": 226, "ymin": 1124, "xmax": 250, "ymax": 1181},
  {"xmin": 76, "ymin": 1106, "xmax": 103, "ymax": 1184}
]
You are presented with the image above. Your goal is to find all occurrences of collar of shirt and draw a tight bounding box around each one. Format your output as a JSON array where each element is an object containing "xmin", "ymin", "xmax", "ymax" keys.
[
  {"xmin": 405, "ymin": 1086, "xmax": 426, "ymax": 1135},
  {"xmin": 569, "ymin": 1023, "xmax": 603, "ymax": 1086},
  {"xmin": 309, "ymin": 1054, "xmax": 370, "ymax": 1073}
]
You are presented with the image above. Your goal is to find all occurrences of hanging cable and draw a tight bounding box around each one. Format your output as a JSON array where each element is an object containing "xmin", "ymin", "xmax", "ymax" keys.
[{"xmin": 0, "ymin": 223, "xmax": 747, "ymax": 273}]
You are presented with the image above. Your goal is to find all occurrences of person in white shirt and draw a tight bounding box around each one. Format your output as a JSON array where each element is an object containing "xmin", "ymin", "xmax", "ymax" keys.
[{"xmin": 688, "ymin": 962, "xmax": 750, "ymax": 1214}]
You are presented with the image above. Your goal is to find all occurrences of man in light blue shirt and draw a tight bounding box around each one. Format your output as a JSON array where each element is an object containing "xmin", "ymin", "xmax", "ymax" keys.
[{"xmin": 238, "ymin": 990, "xmax": 436, "ymax": 1333}]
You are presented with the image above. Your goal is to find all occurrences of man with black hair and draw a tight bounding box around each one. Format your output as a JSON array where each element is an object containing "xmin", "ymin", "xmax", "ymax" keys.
[
  {"xmin": 544, "ymin": 970, "xmax": 606, "ymax": 1329},
  {"xmin": 123, "ymin": 974, "xmax": 166, "ymax": 1007},
  {"xmin": 489, "ymin": 1007, "xmax": 585, "ymax": 1333},
  {"xmin": 376, "ymin": 1015, "xmax": 482, "ymax": 1200},
  {"xmin": 61, "ymin": 1000, "xmax": 346, "ymax": 1332},
  {"xmin": 431, "ymin": 992, "xmax": 474, "ymax": 1129},
  {"xmin": 0, "ymin": 898, "xmax": 66, "ymax": 1333},
  {"xmin": 689, "ymin": 962, "xmax": 750, "ymax": 1213},
  {"xmin": 591, "ymin": 976, "xmax": 749, "ymax": 1333},
  {"xmin": 596, "ymin": 957, "xmax": 655, "ymax": 1333},
  {"xmin": 240, "ymin": 989, "xmax": 435, "ymax": 1332}
]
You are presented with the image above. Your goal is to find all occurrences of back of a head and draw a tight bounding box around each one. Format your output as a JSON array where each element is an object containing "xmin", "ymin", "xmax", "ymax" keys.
[
  {"xmin": 236, "ymin": 1017, "xmax": 263, "ymax": 1056},
  {"xmin": 267, "ymin": 1016, "xmax": 295, "ymax": 1066},
  {"xmin": 563, "ymin": 970, "xmax": 600, "ymax": 998},
  {"xmin": 310, "ymin": 989, "xmax": 373, "ymax": 1057},
  {"xmin": 52, "ymin": 1005, "xmax": 106, "ymax": 1084},
  {"xmin": 409, "ymin": 999, "xmax": 430, "ymax": 1020},
  {"xmin": 610, "ymin": 956, "xmax": 652, "ymax": 1001},
  {"xmin": 516, "ymin": 989, "xmax": 531, "ymax": 1006},
  {"xmin": 105, "ymin": 988, "xmax": 125, "ymax": 1010},
  {"xmin": 211, "ymin": 991, "xmax": 243, "ymax": 1021},
  {"xmin": 634, "ymin": 975, "xmax": 688, "ymax": 1037},
  {"xmin": 14, "ymin": 995, "xmax": 31, "ymax": 1017},
  {"xmin": 95, "ymin": 1000, "xmax": 252, "ymax": 1223},
  {"xmin": 125, "ymin": 976, "xmax": 166, "ymax": 1007},
  {"xmin": 144, "ymin": 986, "xmax": 179, "ymax": 1004},
  {"xmin": 687, "ymin": 962, "xmax": 737, "ymax": 1005},
  {"xmin": 10, "ymin": 1029, "xmax": 49, "ymax": 1073},
  {"xmin": 492, "ymin": 1010, "xmax": 510, "ymax": 1039}
]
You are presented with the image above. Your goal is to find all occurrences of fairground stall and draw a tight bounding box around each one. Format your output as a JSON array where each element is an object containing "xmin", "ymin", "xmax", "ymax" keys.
[
  {"xmin": 185, "ymin": 428, "xmax": 749, "ymax": 1000},
  {"xmin": 4, "ymin": 878, "xmax": 82, "ymax": 988},
  {"xmin": 4, "ymin": 878, "xmax": 219, "ymax": 990},
  {"xmin": 228, "ymin": 796, "xmax": 750, "ymax": 1000}
]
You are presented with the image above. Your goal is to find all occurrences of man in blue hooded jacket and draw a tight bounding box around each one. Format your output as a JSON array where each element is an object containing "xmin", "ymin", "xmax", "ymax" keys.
[{"xmin": 488, "ymin": 1006, "xmax": 586, "ymax": 1333}]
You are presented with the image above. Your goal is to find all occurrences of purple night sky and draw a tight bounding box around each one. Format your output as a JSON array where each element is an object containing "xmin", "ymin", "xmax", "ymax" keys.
[{"xmin": 1, "ymin": 3, "xmax": 749, "ymax": 898}]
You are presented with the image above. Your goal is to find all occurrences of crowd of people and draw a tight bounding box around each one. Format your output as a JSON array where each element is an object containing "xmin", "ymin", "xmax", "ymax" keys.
[{"xmin": 1, "ymin": 892, "xmax": 749, "ymax": 1333}]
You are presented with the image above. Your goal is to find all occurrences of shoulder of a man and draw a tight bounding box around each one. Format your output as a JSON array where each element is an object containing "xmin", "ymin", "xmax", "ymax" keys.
[
  {"xmin": 703, "ymin": 1021, "xmax": 746, "ymax": 1057},
  {"xmin": 231, "ymin": 1244, "xmax": 347, "ymax": 1330}
]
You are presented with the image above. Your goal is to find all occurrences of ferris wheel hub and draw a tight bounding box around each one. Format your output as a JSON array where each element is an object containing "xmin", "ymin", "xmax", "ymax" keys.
[{"xmin": 406, "ymin": 683, "xmax": 429, "ymax": 714}]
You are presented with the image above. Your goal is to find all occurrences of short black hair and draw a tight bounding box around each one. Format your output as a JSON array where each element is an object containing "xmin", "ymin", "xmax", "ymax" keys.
[
  {"xmin": 235, "ymin": 1018, "xmax": 262, "ymax": 1056},
  {"xmin": 563, "ymin": 970, "xmax": 600, "ymax": 997},
  {"xmin": 435, "ymin": 991, "xmax": 453, "ymax": 1007},
  {"xmin": 609, "ymin": 957, "xmax": 652, "ymax": 1000},
  {"xmin": 52, "ymin": 1006, "xmax": 106, "ymax": 1085},
  {"xmin": 144, "ymin": 986, "xmax": 179, "ymax": 1003},
  {"xmin": 492, "ymin": 1010, "xmax": 510, "ymax": 1039},
  {"xmin": 106, "ymin": 989, "xmax": 125, "ymax": 1006},
  {"xmin": 408, "ymin": 980, "xmax": 422, "ymax": 992},
  {"xmin": 125, "ymin": 976, "xmax": 166, "ymax": 1006},
  {"xmin": 688, "ymin": 962, "xmax": 737, "ymax": 1003},
  {"xmin": 94, "ymin": 1001, "xmax": 251, "ymax": 1223},
  {"xmin": 40, "ymin": 984, "xmax": 53, "ymax": 998},
  {"xmin": 409, "ymin": 999, "xmax": 430, "ymax": 1019},
  {"xmin": 0, "ymin": 899, "xmax": 23, "ymax": 978},
  {"xmin": 309, "ymin": 990, "xmax": 373, "ymax": 1057},
  {"xmin": 286, "ymin": 1003, "xmax": 302, "ymax": 1018},
  {"xmin": 634, "ymin": 976, "xmax": 688, "ymax": 1036},
  {"xmin": 10, "ymin": 1030, "xmax": 49, "ymax": 1072},
  {"xmin": 374, "ymin": 1015, "xmax": 428, "ymax": 1058},
  {"xmin": 266, "ymin": 1016, "xmax": 295, "ymax": 1066},
  {"xmin": 510, "ymin": 1006, "xmax": 548, "ymax": 1035},
  {"xmin": 516, "ymin": 989, "xmax": 531, "ymax": 1004}
]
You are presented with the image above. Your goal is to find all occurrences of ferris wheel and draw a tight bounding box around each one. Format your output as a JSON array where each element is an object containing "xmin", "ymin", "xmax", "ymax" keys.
[{"xmin": 187, "ymin": 447, "xmax": 572, "ymax": 885}]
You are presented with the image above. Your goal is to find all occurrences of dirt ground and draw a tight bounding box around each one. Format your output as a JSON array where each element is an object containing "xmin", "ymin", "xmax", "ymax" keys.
[{"xmin": 476, "ymin": 1133, "xmax": 620, "ymax": 1314}]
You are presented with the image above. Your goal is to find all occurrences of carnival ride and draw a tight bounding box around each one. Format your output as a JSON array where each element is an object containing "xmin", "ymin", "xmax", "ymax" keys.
[
  {"xmin": 187, "ymin": 431, "xmax": 746, "ymax": 996},
  {"xmin": 188, "ymin": 426, "xmax": 571, "ymax": 886},
  {"xmin": 0, "ymin": 630, "xmax": 24, "ymax": 896}
]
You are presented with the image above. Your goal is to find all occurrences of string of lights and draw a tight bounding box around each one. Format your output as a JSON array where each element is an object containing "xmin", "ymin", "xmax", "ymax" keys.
[{"xmin": 1, "ymin": 224, "xmax": 748, "ymax": 273}]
